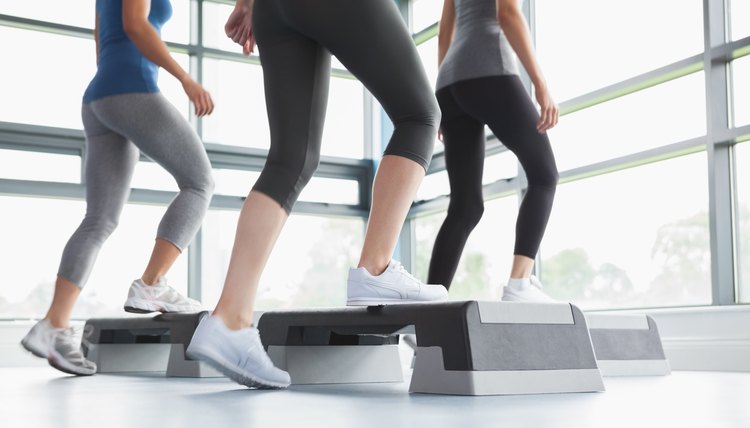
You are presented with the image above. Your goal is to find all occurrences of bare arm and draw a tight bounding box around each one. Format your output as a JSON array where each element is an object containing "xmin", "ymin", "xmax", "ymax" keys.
[
  {"xmin": 122, "ymin": 0, "xmax": 213, "ymax": 116},
  {"xmin": 437, "ymin": 0, "xmax": 456, "ymax": 67},
  {"xmin": 496, "ymin": 0, "xmax": 558, "ymax": 131}
]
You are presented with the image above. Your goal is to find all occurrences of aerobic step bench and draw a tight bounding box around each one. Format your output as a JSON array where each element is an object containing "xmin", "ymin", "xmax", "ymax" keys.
[{"xmin": 257, "ymin": 301, "xmax": 606, "ymax": 395}]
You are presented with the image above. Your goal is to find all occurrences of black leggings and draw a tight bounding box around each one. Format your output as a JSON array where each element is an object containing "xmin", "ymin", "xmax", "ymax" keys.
[
  {"xmin": 427, "ymin": 75, "xmax": 558, "ymax": 289},
  {"xmin": 252, "ymin": 0, "xmax": 439, "ymax": 212}
]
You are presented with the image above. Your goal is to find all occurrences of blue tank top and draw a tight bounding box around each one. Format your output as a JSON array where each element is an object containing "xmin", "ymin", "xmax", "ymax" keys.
[{"xmin": 83, "ymin": 0, "xmax": 172, "ymax": 103}]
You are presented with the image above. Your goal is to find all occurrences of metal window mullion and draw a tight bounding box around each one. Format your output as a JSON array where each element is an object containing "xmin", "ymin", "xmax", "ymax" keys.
[{"xmin": 704, "ymin": 0, "xmax": 736, "ymax": 305}]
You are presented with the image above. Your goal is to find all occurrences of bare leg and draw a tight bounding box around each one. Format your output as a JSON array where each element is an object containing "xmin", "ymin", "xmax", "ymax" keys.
[
  {"xmin": 44, "ymin": 277, "xmax": 81, "ymax": 328},
  {"xmin": 141, "ymin": 238, "xmax": 182, "ymax": 285},
  {"xmin": 358, "ymin": 155, "xmax": 425, "ymax": 276},
  {"xmin": 510, "ymin": 255, "xmax": 535, "ymax": 279},
  {"xmin": 212, "ymin": 191, "xmax": 288, "ymax": 329}
]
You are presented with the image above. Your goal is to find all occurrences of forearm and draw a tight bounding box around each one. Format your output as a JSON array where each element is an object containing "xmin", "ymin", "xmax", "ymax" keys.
[
  {"xmin": 437, "ymin": 30, "xmax": 452, "ymax": 67},
  {"xmin": 125, "ymin": 24, "xmax": 189, "ymax": 82},
  {"xmin": 498, "ymin": 8, "xmax": 545, "ymax": 87}
]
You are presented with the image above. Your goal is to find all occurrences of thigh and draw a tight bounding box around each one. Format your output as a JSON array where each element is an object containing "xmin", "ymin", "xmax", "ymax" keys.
[
  {"xmin": 81, "ymin": 103, "xmax": 139, "ymax": 217},
  {"xmin": 90, "ymin": 93, "xmax": 211, "ymax": 185},
  {"xmin": 282, "ymin": 0, "xmax": 435, "ymax": 122},
  {"xmin": 453, "ymin": 76, "xmax": 557, "ymax": 182},
  {"xmin": 254, "ymin": 0, "xmax": 331, "ymax": 171},
  {"xmin": 437, "ymin": 88, "xmax": 486, "ymax": 202}
]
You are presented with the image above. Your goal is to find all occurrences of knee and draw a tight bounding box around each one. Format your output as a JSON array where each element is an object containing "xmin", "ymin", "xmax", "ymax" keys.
[
  {"xmin": 447, "ymin": 198, "xmax": 484, "ymax": 230},
  {"xmin": 387, "ymin": 96, "xmax": 441, "ymax": 169},
  {"xmin": 528, "ymin": 162, "xmax": 559, "ymax": 189},
  {"xmin": 80, "ymin": 215, "xmax": 119, "ymax": 241},
  {"xmin": 179, "ymin": 168, "xmax": 215, "ymax": 200}
]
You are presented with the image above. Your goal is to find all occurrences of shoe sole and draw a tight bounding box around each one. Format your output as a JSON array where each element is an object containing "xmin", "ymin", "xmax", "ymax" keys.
[
  {"xmin": 47, "ymin": 348, "xmax": 96, "ymax": 376},
  {"xmin": 186, "ymin": 346, "xmax": 289, "ymax": 390}
]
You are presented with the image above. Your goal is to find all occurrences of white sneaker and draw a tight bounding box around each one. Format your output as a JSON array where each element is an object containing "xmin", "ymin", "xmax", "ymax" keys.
[
  {"xmin": 47, "ymin": 328, "xmax": 97, "ymax": 376},
  {"xmin": 186, "ymin": 315, "xmax": 291, "ymax": 389},
  {"xmin": 20, "ymin": 319, "xmax": 60, "ymax": 359},
  {"xmin": 124, "ymin": 278, "xmax": 202, "ymax": 313},
  {"xmin": 501, "ymin": 275, "xmax": 556, "ymax": 302},
  {"xmin": 346, "ymin": 259, "xmax": 448, "ymax": 306}
]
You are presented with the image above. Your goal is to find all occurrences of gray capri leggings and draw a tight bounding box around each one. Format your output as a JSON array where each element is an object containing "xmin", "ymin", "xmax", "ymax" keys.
[
  {"xmin": 58, "ymin": 92, "xmax": 214, "ymax": 287},
  {"xmin": 252, "ymin": 0, "xmax": 440, "ymax": 212}
]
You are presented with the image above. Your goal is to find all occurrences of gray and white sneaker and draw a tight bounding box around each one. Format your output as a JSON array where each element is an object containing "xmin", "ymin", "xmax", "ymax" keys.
[
  {"xmin": 501, "ymin": 275, "xmax": 556, "ymax": 302},
  {"xmin": 346, "ymin": 259, "xmax": 448, "ymax": 306},
  {"xmin": 47, "ymin": 328, "xmax": 97, "ymax": 376},
  {"xmin": 20, "ymin": 319, "xmax": 61, "ymax": 359},
  {"xmin": 124, "ymin": 277, "xmax": 202, "ymax": 313},
  {"xmin": 186, "ymin": 315, "xmax": 291, "ymax": 389}
]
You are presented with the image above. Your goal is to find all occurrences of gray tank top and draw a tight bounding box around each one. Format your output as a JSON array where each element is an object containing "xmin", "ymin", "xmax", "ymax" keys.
[{"xmin": 435, "ymin": 0, "xmax": 520, "ymax": 90}]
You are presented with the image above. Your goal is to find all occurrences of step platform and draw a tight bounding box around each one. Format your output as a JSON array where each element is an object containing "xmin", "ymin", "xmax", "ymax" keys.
[
  {"xmin": 585, "ymin": 313, "xmax": 670, "ymax": 376},
  {"xmin": 257, "ymin": 301, "xmax": 605, "ymax": 395},
  {"xmin": 82, "ymin": 311, "xmax": 221, "ymax": 377}
]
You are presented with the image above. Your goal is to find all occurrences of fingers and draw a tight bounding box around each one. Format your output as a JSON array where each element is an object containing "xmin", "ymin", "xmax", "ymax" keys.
[
  {"xmin": 536, "ymin": 103, "xmax": 559, "ymax": 133},
  {"xmin": 193, "ymin": 91, "xmax": 215, "ymax": 117}
]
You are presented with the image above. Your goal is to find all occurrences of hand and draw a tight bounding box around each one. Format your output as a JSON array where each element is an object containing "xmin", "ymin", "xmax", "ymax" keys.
[
  {"xmin": 181, "ymin": 76, "xmax": 215, "ymax": 117},
  {"xmin": 534, "ymin": 83, "xmax": 559, "ymax": 133},
  {"xmin": 225, "ymin": 0, "xmax": 256, "ymax": 56}
]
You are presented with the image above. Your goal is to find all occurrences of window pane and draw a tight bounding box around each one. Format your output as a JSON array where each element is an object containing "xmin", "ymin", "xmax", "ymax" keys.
[
  {"xmin": 412, "ymin": 0, "xmax": 442, "ymax": 33},
  {"xmin": 732, "ymin": 55, "xmax": 750, "ymax": 128},
  {"xmin": 535, "ymin": 0, "xmax": 704, "ymax": 101},
  {"xmin": 0, "ymin": 0, "xmax": 93, "ymax": 28},
  {"xmin": 0, "ymin": 196, "xmax": 187, "ymax": 319},
  {"xmin": 158, "ymin": 53, "xmax": 191, "ymax": 120},
  {"xmin": 0, "ymin": 28, "xmax": 96, "ymax": 129},
  {"xmin": 323, "ymin": 78, "xmax": 364, "ymax": 158},
  {"xmin": 550, "ymin": 72, "xmax": 706, "ymax": 172},
  {"xmin": 202, "ymin": 59, "xmax": 270, "ymax": 149},
  {"xmin": 540, "ymin": 153, "xmax": 711, "ymax": 309},
  {"xmin": 130, "ymin": 161, "xmax": 178, "ymax": 192},
  {"xmin": 417, "ymin": 37, "xmax": 439, "ymax": 90},
  {"xmin": 414, "ymin": 196, "xmax": 518, "ymax": 299},
  {"xmin": 161, "ymin": 0, "xmax": 190, "ymax": 44},
  {"xmin": 0, "ymin": 150, "xmax": 80, "ymax": 183},
  {"xmin": 213, "ymin": 168, "xmax": 259, "ymax": 197},
  {"xmin": 483, "ymin": 151, "xmax": 518, "ymax": 185},
  {"xmin": 735, "ymin": 142, "xmax": 750, "ymax": 303},
  {"xmin": 201, "ymin": 211, "xmax": 365, "ymax": 309},
  {"xmin": 730, "ymin": 0, "xmax": 750, "ymax": 41},
  {"xmin": 299, "ymin": 177, "xmax": 360, "ymax": 205},
  {"xmin": 416, "ymin": 170, "xmax": 449, "ymax": 201}
]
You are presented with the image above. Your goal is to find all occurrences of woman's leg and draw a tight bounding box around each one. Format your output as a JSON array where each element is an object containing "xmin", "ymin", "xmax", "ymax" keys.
[
  {"xmin": 427, "ymin": 87, "xmax": 487, "ymax": 290},
  {"xmin": 48, "ymin": 104, "xmax": 140, "ymax": 327},
  {"xmin": 90, "ymin": 93, "xmax": 215, "ymax": 286},
  {"xmin": 452, "ymin": 76, "xmax": 558, "ymax": 289}
]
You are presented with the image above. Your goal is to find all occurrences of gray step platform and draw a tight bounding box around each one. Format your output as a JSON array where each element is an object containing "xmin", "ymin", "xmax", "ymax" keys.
[
  {"xmin": 257, "ymin": 301, "xmax": 605, "ymax": 395},
  {"xmin": 586, "ymin": 313, "xmax": 670, "ymax": 376},
  {"xmin": 82, "ymin": 312, "xmax": 221, "ymax": 377}
]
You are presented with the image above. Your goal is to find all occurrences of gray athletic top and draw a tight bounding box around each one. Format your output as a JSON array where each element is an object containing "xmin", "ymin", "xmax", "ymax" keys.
[{"xmin": 436, "ymin": 0, "xmax": 520, "ymax": 90}]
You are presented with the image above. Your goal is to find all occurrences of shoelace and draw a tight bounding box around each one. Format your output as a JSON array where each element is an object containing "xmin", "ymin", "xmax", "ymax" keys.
[{"xmin": 393, "ymin": 262, "xmax": 423, "ymax": 285}]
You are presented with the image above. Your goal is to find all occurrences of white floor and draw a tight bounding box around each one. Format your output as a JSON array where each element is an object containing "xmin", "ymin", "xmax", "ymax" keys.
[{"xmin": 3, "ymin": 365, "xmax": 750, "ymax": 428}]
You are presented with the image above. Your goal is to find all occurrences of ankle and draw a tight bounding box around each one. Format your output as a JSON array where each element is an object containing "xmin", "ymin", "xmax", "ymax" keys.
[
  {"xmin": 212, "ymin": 310, "xmax": 254, "ymax": 330},
  {"xmin": 507, "ymin": 277, "xmax": 530, "ymax": 290},
  {"xmin": 140, "ymin": 275, "xmax": 161, "ymax": 286},
  {"xmin": 357, "ymin": 259, "xmax": 389, "ymax": 276},
  {"xmin": 45, "ymin": 317, "xmax": 70, "ymax": 329}
]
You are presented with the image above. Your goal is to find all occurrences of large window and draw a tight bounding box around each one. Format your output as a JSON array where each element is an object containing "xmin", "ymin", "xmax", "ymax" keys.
[
  {"xmin": 0, "ymin": 150, "xmax": 80, "ymax": 184},
  {"xmin": 549, "ymin": 72, "xmax": 706, "ymax": 171},
  {"xmin": 735, "ymin": 142, "xmax": 750, "ymax": 303},
  {"xmin": 540, "ymin": 153, "xmax": 711, "ymax": 309},
  {"xmin": 730, "ymin": 0, "xmax": 750, "ymax": 41},
  {"xmin": 0, "ymin": 0, "xmax": 93, "ymax": 28},
  {"xmin": 414, "ymin": 196, "xmax": 519, "ymax": 300},
  {"xmin": 0, "ymin": 196, "xmax": 187, "ymax": 319},
  {"xmin": 535, "ymin": 0, "xmax": 704, "ymax": 101},
  {"xmin": 411, "ymin": 0, "xmax": 442, "ymax": 33},
  {"xmin": 0, "ymin": 27, "xmax": 96, "ymax": 129},
  {"xmin": 732, "ymin": 55, "xmax": 750, "ymax": 128},
  {"xmin": 201, "ymin": 211, "xmax": 365, "ymax": 309}
]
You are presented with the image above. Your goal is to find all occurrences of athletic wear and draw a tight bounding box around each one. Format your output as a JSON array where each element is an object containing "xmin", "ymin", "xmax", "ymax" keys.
[
  {"xmin": 58, "ymin": 93, "xmax": 214, "ymax": 288},
  {"xmin": 47, "ymin": 328, "xmax": 98, "ymax": 376},
  {"xmin": 83, "ymin": 0, "xmax": 172, "ymax": 102},
  {"xmin": 501, "ymin": 275, "xmax": 555, "ymax": 302},
  {"xmin": 123, "ymin": 278, "xmax": 201, "ymax": 313},
  {"xmin": 186, "ymin": 316, "xmax": 291, "ymax": 389},
  {"xmin": 427, "ymin": 76, "xmax": 558, "ymax": 289},
  {"xmin": 347, "ymin": 260, "xmax": 448, "ymax": 306},
  {"xmin": 251, "ymin": 0, "xmax": 439, "ymax": 212},
  {"xmin": 436, "ymin": 0, "xmax": 519, "ymax": 90},
  {"xmin": 20, "ymin": 319, "xmax": 60, "ymax": 359}
]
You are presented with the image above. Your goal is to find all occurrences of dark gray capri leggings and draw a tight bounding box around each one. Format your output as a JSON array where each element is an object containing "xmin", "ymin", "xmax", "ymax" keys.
[{"xmin": 252, "ymin": 0, "xmax": 440, "ymax": 212}]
